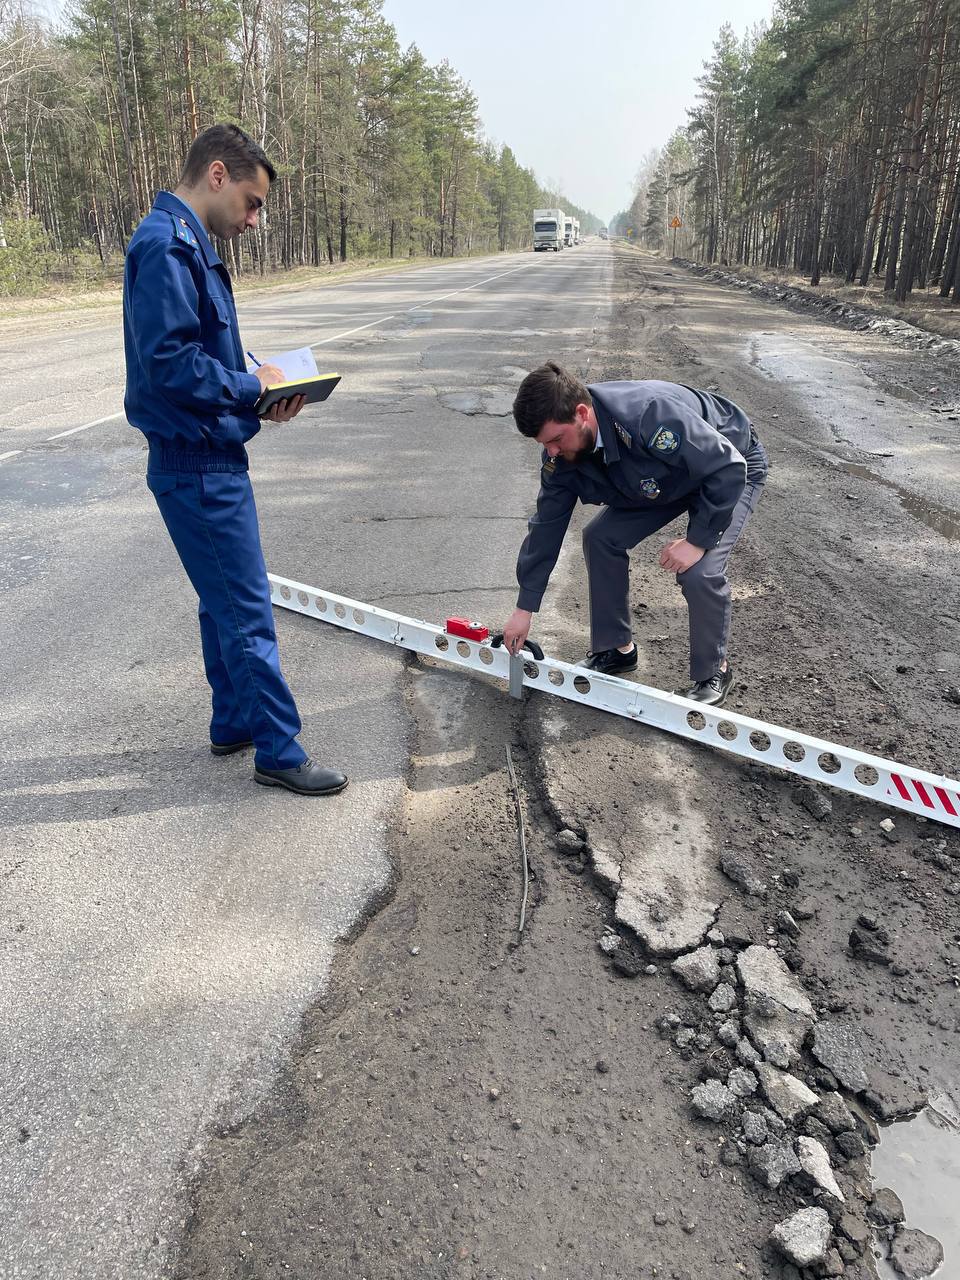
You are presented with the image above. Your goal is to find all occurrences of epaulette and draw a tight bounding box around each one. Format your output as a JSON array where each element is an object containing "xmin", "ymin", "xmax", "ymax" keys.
[{"xmin": 170, "ymin": 215, "xmax": 200, "ymax": 250}]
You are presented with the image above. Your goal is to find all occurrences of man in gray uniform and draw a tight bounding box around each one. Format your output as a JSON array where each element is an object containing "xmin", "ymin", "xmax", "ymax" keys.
[{"xmin": 500, "ymin": 362, "xmax": 768, "ymax": 706}]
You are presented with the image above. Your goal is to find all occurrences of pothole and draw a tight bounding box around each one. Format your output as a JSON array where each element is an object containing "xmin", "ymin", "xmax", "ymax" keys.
[{"xmin": 438, "ymin": 389, "xmax": 514, "ymax": 417}]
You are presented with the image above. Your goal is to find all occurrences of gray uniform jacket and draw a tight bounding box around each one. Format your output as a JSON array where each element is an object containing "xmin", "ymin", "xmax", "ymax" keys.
[{"xmin": 516, "ymin": 380, "xmax": 759, "ymax": 612}]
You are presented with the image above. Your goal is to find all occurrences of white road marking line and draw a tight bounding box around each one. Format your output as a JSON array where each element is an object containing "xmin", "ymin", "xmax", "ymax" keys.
[
  {"xmin": 12, "ymin": 255, "xmax": 577, "ymax": 455},
  {"xmin": 309, "ymin": 315, "xmax": 396, "ymax": 349},
  {"xmin": 46, "ymin": 411, "xmax": 126, "ymax": 441},
  {"xmin": 407, "ymin": 262, "xmax": 535, "ymax": 311}
]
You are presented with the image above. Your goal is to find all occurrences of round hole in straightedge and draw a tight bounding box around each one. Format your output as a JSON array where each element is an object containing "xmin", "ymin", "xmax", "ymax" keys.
[
  {"xmin": 573, "ymin": 675, "xmax": 591, "ymax": 695},
  {"xmin": 686, "ymin": 710, "xmax": 706, "ymax": 731},
  {"xmin": 749, "ymin": 731, "xmax": 771, "ymax": 752},
  {"xmin": 353, "ymin": 609, "xmax": 365, "ymax": 625},
  {"xmin": 297, "ymin": 590, "xmax": 309, "ymax": 607},
  {"xmin": 783, "ymin": 741, "xmax": 805, "ymax": 763},
  {"xmin": 280, "ymin": 585, "xmax": 291, "ymax": 600},
  {"xmin": 334, "ymin": 603, "xmax": 346, "ymax": 619},
  {"xmin": 523, "ymin": 661, "xmax": 539, "ymax": 680},
  {"xmin": 549, "ymin": 669, "xmax": 564, "ymax": 686},
  {"xmin": 456, "ymin": 640, "xmax": 471, "ymax": 658},
  {"xmin": 818, "ymin": 751, "xmax": 842, "ymax": 775},
  {"xmin": 479, "ymin": 648, "xmax": 493, "ymax": 666},
  {"xmin": 435, "ymin": 635, "xmax": 449, "ymax": 652},
  {"xmin": 717, "ymin": 720, "xmax": 738, "ymax": 742},
  {"xmin": 855, "ymin": 764, "xmax": 879, "ymax": 787},
  {"xmin": 314, "ymin": 596, "xmax": 327, "ymax": 612}
]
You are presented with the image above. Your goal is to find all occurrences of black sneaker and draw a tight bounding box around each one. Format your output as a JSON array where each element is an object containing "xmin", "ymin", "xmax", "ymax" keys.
[
  {"xmin": 678, "ymin": 668, "xmax": 733, "ymax": 707},
  {"xmin": 254, "ymin": 758, "xmax": 349, "ymax": 796},
  {"xmin": 583, "ymin": 644, "xmax": 638, "ymax": 675}
]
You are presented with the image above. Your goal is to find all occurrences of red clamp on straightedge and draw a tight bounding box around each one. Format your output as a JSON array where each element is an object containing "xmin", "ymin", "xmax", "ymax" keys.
[{"xmin": 445, "ymin": 617, "xmax": 489, "ymax": 642}]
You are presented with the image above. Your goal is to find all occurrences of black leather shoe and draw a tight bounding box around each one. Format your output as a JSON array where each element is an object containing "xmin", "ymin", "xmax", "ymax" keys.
[
  {"xmin": 584, "ymin": 644, "xmax": 638, "ymax": 674},
  {"xmin": 678, "ymin": 668, "xmax": 733, "ymax": 707},
  {"xmin": 210, "ymin": 738, "xmax": 254, "ymax": 756},
  {"xmin": 254, "ymin": 758, "xmax": 349, "ymax": 796}
]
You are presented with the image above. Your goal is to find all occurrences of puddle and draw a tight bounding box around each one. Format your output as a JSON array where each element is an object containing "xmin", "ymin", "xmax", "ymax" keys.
[
  {"xmin": 871, "ymin": 1102, "xmax": 960, "ymax": 1279},
  {"xmin": 841, "ymin": 463, "xmax": 960, "ymax": 543}
]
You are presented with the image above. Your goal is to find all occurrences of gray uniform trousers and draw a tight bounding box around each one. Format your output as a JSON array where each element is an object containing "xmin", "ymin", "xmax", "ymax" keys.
[{"xmin": 582, "ymin": 451, "xmax": 767, "ymax": 682}]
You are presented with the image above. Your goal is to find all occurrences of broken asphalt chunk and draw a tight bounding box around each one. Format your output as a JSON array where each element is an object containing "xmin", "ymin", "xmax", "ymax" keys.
[
  {"xmin": 736, "ymin": 944, "xmax": 815, "ymax": 1018},
  {"xmin": 889, "ymin": 1227, "xmax": 944, "ymax": 1279},
  {"xmin": 671, "ymin": 945, "xmax": 720, "ymax": 993},
  {"xmin": 690, "ymin": 1078, "xmax": 738, "ymax": 1122},
  {"xmin": 769, "ymin": 1207, "xmax": 832, "ymax": 1268},
  {"xmin": 793, "ymin": 784, "xmax": 833, "ymax": 821},
  {"xmin": 756, "ymin": 1062, "xmax": 819, "ymax": 1123},
  {"xmin": 719, "ymin": 851, "xmax": 766, "ymax": 895},
  {"xmin": 797, "ymin": 1135, "xmax": 845, "ymax": 1201},
  {"xmin": 749, "ymin": 1139, "xmax": 802, "ymax": 1189},
  {"xmin": 868, "ymin": 1187, "xmax": 905, "ymax": 1226},
  {"xmin": 849, "ymin": 925, "xmax": 892, "ymax": 965},
  {"xmin": 809, "ymin": 1022, "xmax": 869, "ymax": 1092}
]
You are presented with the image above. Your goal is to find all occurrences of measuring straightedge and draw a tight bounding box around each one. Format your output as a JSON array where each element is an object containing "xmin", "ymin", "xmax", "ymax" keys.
[{"xmin": 268, "ymin": 573, "xmax": 960, "ymax": 831}]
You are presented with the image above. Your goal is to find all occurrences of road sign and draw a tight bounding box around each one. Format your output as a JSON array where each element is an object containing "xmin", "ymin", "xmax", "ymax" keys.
[
  {"xmin": 670, "ymin": 216, "xmax": 682, "ymax": 228},
  {"xmin": 268, "ymin": 573, "xmax": 960, "ymax": 830}
]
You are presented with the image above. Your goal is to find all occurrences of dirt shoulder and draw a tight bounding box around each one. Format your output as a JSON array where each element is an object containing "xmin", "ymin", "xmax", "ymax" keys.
[
  {"xmin": 173, "ymin": 246, "xmax": 960, "ymax": 1280},
  {"xmin": 0, "ymin": 252, "xmax": 480, "ymax": 341}
]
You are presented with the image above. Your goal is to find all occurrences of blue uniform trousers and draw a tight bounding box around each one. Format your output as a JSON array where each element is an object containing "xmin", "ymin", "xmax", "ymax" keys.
[
  {"xmin": 582, "ymin": 463, "xmax": 766, "ymax": 682},
  {"xmin": 147, "ymin": 469, "xmax": 307, "ymax": 771}
]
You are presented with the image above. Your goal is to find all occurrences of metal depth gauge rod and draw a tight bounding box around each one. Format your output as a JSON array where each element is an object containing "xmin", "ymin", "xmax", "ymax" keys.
[{"xmin": 268, "ymin": 574, "xmax": 960, "ymax": 831}]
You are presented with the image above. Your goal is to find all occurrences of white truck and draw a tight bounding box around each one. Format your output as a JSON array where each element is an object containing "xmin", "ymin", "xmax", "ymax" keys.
[
  {"xmin": 573, "ymin": 218, "xmax": 581, "ymax": 245},
  {"xmin": 533, "ymin": 208, "xmax": 565, "ymax": 251},
  {"xmin": 564, "ymin": 216, "xmax": 574, "ymax": 247}
]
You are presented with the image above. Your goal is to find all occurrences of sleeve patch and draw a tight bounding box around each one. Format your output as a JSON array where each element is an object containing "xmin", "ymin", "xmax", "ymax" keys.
[{"xmin": 651, "ymin": 425, "xmax": 681, "ymax": 454}]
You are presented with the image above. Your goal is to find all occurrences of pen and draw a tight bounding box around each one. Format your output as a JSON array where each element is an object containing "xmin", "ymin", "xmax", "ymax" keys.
[{"xmin": 246, "ymin": 351, "xmax": 261, "ymax": 368}]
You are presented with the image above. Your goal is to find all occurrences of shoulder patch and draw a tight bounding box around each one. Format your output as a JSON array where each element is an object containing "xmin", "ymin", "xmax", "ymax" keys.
[
  {"xmin": 170, "ymin": 215, "xmax": 200, "ymax": 249},
  {"xmin": 651, "ymin": 425, "xmax": 681, "ymax": 455}
]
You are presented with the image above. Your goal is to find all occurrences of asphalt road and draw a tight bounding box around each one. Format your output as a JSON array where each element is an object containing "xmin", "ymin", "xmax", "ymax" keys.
[{"xmin": 0, "ymin": 244, "xmax": 611, "ymax": 1278}]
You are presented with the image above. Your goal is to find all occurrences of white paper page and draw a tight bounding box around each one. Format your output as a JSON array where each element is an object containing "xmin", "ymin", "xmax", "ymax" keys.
[{"xmin": 246, "ymin": 346, "xmax": 319, "ymax": 380}]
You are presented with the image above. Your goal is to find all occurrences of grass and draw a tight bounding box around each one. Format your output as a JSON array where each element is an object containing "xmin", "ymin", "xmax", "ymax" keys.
[{"xmin": 0, "ymin": 249, "xmax": 500, "ymax": 332}]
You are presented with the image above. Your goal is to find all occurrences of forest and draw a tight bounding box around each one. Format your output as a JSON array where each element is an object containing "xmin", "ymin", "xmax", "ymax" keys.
[
  {"xmin": 616, "ymin": 0, "xmax": 960, "ymax": 303},
  {"xmin": 0, "ymin": 0, "xmax": 599, "ymax": 292}
]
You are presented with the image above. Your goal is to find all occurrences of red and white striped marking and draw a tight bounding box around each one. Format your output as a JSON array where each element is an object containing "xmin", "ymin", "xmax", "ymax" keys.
[{"xmin": 889, "ymin": 773, "xmax": 960, "ymax": 822}]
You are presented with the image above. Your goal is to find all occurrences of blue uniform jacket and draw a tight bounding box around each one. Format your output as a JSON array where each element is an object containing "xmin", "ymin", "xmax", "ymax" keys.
[
  {"xmin": 123, "ymin": 191, "xmax": 264, "ymax": 472},
  {"xmin": 516, "ymin": 380, "xmax": 762, "ymax": 612}
]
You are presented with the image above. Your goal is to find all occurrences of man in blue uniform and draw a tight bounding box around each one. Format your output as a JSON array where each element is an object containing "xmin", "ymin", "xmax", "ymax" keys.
[
  {"xmin": 500, "ymin": 362, "xmax": 768, "ymax": 707},
  {"xmin": 123, "ymin": 123, "xmax": 347, "ymax": 795}
]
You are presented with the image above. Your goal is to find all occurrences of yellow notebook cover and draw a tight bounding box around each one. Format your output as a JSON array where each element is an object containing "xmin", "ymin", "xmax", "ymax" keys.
[{"xmin": 255, "ymin": 372, "xmax": 341, "ymax": 416}]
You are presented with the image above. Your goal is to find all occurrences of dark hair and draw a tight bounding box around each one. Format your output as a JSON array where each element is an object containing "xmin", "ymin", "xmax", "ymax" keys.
[
  {"xmin": 512, "ymin": 362, "xmax": 592, "ymax": 437},
  {"xmin": 180, "ymin": 124, "xmax": 277, "ymax": 187}
]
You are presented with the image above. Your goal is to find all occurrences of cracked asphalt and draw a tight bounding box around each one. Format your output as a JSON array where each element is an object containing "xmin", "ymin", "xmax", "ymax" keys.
[
  {"xmin": 0, "ymin": 246, "xmax": 611, "ymax": 1278},
  {"xmin": 3, "ymin": 243, "xmax": 960, "ymax": 1280}
]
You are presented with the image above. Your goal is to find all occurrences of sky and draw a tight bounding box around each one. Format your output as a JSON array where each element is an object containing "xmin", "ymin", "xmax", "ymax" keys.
[{"xmin": 380, "ymin": 0, "xmax": 778, "ymax": 225}]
